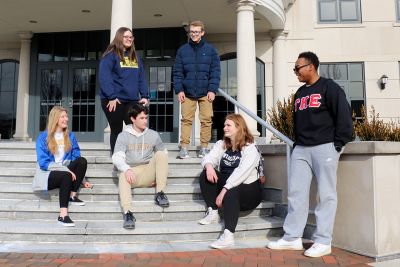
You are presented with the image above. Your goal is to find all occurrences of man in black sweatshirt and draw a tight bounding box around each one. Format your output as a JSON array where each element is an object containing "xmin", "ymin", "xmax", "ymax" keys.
[{"xmin": 268, "ymin": 52, "xmax": 353, "ymax": 257}]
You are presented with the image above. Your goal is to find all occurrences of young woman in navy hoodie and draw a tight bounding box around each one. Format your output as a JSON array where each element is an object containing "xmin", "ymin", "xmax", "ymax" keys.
[{"xmin": 99, "ymin": 27, "xmax": 149, "ymax": 154}]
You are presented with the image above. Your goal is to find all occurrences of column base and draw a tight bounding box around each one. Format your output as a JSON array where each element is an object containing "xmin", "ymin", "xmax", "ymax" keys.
[
  {"xmin": 12, "ymin": 135, "xmax": 32, "ymax": 141},
  {"xmin": 12, "ymin": 133, "xmax": 32, "ymax": 142}
]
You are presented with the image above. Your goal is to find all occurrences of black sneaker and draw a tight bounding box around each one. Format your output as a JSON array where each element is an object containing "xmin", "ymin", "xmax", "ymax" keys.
[
  {"xmin": 155, "ymin": 191, "xmax": 170, "ymax": 207},
  {"xmin": 69, "ymin": 196, "xmax": 85, "ymax": 206},
  {"xmin": 123, "ymin": 210, "xmax": 136, "ymax": 229},
  {"xmin": 58, "ymin": 215, "xmax": 75, "ymax": 227}
]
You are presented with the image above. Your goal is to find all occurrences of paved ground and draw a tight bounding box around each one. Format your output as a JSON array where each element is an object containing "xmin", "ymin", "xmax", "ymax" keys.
[{"xmin": 0, "ymin": 245, "xmax": 375, "ymax": 267}]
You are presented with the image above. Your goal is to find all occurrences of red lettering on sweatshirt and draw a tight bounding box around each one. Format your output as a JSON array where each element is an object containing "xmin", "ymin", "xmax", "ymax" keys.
[
  {"xmin": 294, "ymin": 94, "xmax": 322, "ymax": 111},
  {"xmin": 309, "ymin": 94, "xmax": 321, "ymax": 107},
  {"xmin": 299, "ymin": 96, "xmax": 309, "ymax": 110}
]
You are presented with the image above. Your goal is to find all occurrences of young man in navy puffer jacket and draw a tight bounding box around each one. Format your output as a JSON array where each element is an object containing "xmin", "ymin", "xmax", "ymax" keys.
[{"xmin": 173, "ymin": 20, "xmax": 221, "ymax": 159}]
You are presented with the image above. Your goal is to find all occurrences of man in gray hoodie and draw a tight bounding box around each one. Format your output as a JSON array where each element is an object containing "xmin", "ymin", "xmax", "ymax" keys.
[{"xmin": 112, "ymin": 104, "xmax": 169, "ymax": 229}]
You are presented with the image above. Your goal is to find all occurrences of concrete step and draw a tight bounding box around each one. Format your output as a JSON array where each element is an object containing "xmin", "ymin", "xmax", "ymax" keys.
[
  {"xmin": 0, "ymin": 182, "xmax": 201, "ymax": 195},
  {"xmin": 0, "ymin": 167, "xmax": 202, "ymax": 178},
  {"xmin": 0, "ymin": 199, "xmax": 274, "ymax": 221},
  {"xmin": 0, "ymin": 154, "xmax": 203, "ymax": 164},
  {"xmin": 0, "ymin": 141, "xmax": 281, "ymax": 247},
  {"xmin": 0, "ymin": 216, "xmax": 283, "ymax": 243},
  {"xmin": 3, "ymin": 175, "xmax": 199, "ymax": 185}
]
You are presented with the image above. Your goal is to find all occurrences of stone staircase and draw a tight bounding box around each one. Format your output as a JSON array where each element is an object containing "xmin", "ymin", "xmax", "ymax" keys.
[{"xmin": 0, "ymin": 141, "xmax": 283, "ymax": 245}]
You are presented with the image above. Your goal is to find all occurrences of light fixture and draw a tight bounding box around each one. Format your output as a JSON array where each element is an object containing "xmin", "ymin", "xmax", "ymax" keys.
[
  {"xmin": 153, "ymin": 14, "xmax": 162, "ymax": 17},
  {"xmin": 380, "ymin": 74, "xmax": 388, "ymax": 89},
  {"xmin": 81, "ymin": 9, "xmax": 91, "ymax": 13},
  {"xmin": 29, "ymin": 20, "xmax": 37, "ymax": 24}
]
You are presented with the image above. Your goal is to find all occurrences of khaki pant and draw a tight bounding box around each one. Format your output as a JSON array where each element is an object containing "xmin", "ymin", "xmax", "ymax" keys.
[
  {"xmin": 118, "ymin": 151, "xmax": 168, "ymax": 213},
  {"xmin": 180, "ymin": 96, "xmax": 213, "ymax": 148}
]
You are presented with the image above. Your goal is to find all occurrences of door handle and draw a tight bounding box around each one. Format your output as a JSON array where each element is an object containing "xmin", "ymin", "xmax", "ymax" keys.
[{"xmin": 68, "ymin": 98, "xmax": 73, "ymax": 108}]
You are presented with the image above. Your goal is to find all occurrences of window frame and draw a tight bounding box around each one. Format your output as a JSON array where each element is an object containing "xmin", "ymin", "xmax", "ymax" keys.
[
  {"xmin": 0, "ymin": 59, "xmax": 19, "ymax": 139},
  {"xmin": 397, "ymin": 0, "xmax": 400, "ymax": 21},
  {"xmin": 319, "ymin": 62, "xmax": 365, "ymax": 120},
  {"xmin": 317, "ymin": 0, "xmax": 362, "ymax": 24}
]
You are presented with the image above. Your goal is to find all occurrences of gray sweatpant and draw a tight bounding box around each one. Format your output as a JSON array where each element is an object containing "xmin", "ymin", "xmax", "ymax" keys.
[{"xmin": 283, "ymin": 142, "xmax": 341, "ymax": 245}]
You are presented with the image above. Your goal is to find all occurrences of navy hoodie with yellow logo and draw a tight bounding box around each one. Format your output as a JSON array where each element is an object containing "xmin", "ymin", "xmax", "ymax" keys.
[{"xmin": 99, "ymin": 51, "xmax": 148, "ymax": 102}]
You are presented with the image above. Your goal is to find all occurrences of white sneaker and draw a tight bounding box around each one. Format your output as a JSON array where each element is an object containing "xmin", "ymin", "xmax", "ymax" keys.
[
  {"xmin": 198, "ymin": 207, "xmax": 220, "ymax": 225},
  {"xmin": 304, "ymin": 243, "xmax": 331, "ymax": 257},
  {"xmin": 267, "ymin": 238, "xmax": 303, "ymax": 250},
  {"xmin": 210, "ymin": 229, "xmax": 235, "ymax": 249}
]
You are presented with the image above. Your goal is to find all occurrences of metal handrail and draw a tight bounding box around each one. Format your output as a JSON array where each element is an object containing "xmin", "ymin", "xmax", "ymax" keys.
[
  {"xmin": 218, "ymin": 89, "xmax": 294, "ymax": 147},
  {"xmin": 217, "ymin": 88, "xmax": 293, "ymax": 179}
]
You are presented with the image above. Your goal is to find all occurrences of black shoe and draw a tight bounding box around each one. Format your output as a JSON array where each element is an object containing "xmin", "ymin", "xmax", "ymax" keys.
[
  {"xmin": 58, "ymin": 216, "xmax": 75, "ymax": 227},
  {"xmin": 123, "ymin": 210, "xmax": 136, "ymax": 229},
  {"xmin": 69, "ymin": 196, "xmax": 85, "ymax": 206},
  {"xmin": 155, "ymin": 191, "xmax": 170, "ymax": 207}
]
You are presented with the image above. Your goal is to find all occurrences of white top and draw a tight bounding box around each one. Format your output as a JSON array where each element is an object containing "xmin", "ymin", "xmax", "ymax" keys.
[
  {"xmin": 201, "ymin": 140, "xmax": 260, "ymax": 190},
  {"xmin": 54, "ymin": 132, "xmax": 65, "ymax": 163}
]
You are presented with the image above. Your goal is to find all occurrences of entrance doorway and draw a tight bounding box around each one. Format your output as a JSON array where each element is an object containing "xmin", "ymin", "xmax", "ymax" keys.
[
  {"xmin": 34, "ymin": 62, "xmax": 102, "ymax": 141},
  {"xmin": 145, "ymin": 61, "xmax": 179, "ymax": 142}
]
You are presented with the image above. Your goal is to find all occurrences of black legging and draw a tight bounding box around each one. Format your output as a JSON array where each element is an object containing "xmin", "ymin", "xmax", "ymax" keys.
[
  {"xmin": 47, "ymin": 157, "xmax": 87, "ymax": 208},
  {"xmin": 101, "ymin": 99, "xmax": 138, "ymax": 154},
  {"xmin": 199, "ymin": 169, "xmax": 262, "ymax": 233}
]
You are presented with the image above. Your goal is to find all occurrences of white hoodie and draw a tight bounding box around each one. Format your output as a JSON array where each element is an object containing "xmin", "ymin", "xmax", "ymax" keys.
[
  {"xmin": 201, "ymin": 140, "xmax": 260, "ymax": 190},
  {"xmin": 112, "ymin": 125, "xmax": 166, "ymax": 173}
]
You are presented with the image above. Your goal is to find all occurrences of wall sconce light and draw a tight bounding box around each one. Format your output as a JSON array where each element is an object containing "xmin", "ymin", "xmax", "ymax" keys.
[{"xmin": 380, "ymin": 74, "xmax": 388, "ymax": 89}]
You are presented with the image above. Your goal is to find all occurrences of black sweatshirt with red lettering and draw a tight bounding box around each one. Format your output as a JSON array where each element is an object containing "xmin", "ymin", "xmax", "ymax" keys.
[{"xmin": 293, "ymin": 77, "xmax": 353, "ymax": 148}]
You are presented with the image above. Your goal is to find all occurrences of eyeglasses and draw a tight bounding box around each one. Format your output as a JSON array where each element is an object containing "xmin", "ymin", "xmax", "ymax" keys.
[
  {"xmin": 123, "ymin": 35, "xmax": 134, "ymax": 40},
  {"xmin": 293, "ymin": 63, "xmax": 311, "ymax": 73},
  {"xmin": 189, "ymin": 30, "xmax": 202, "ymax": 35}
]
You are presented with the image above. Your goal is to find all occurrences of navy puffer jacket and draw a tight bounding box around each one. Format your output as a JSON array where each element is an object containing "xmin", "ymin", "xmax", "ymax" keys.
[{"xmin": 173, "ymin": 38, "xmax": 221, "ymax": 99}]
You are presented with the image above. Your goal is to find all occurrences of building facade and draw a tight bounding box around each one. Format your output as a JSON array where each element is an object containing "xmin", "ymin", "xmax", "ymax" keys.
[{"xmin": 0, "ymin": 0, "xmax": 399, "ymax": 142}]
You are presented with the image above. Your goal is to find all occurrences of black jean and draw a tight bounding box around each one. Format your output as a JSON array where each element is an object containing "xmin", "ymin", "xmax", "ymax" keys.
[
  {"xmin": 101, "ymin": 99, "xmax": 138, "ymax": 154},
  {"xmin": 47, "ymin": 157, "xmax": 87, "ymax": 208},
  {"xmin": 199, "ymin": 169, "xmax": 262, "ymax": 233}
]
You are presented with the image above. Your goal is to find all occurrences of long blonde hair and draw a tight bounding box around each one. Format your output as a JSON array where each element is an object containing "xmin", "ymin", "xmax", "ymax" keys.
[
  {"xmin": 103, "ymin": 27, "xmax": 137, "ymax": 64},
  {"xmin": 46, "ymin": 106, "xmax": 71, "ymax": 155},
  {"xmin": 223, "ymin": 113, "xmax": 254, "ymax": 151}
]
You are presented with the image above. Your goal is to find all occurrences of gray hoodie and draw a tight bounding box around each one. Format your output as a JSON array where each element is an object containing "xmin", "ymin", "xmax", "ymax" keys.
[{"xmin": 112, "ymin": 125, "xmax": 166, "ymax": 173}]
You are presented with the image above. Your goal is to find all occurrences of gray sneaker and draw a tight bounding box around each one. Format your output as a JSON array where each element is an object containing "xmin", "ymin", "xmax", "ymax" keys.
[
  {"xmin": 198, "ymin": 147, "xmax": 209, "ymax": 158},
  {"xmin": 178, "ymin": 147, "xmax": 190, "ymax": 159},
  {"xmin": 155, "ymin": 191, "xmax": 170, "ymax": 207},
  {"xmin": 123, "ymin": 210, "xmax": 136, "ymax": 229}
]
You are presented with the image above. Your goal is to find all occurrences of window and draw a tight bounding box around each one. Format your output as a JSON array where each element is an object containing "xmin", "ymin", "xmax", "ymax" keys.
[
  {"xmin": 319, "ymin": 62, "xmax": 364, "ymax": 120},
  {"xmin": 397, "ymin": 0, "xmax": 400, "ymax": 21},
  {"xmin": 36, "ymin": 31, "xmax": 109, "ymax": 62},
  {"xmin": 318, "ymin": 0, "xmax": 361, "ymax": 23},
  {"xmin": 0, "ymin": 60, "xmax": 19, "ymax": 139},
  {"xmin": 215, "ymin": 53, "xmax": 265, "ymax": 139}
]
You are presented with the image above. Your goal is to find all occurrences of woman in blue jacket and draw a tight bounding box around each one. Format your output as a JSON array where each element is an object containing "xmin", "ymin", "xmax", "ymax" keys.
[
  {"xmin": 99, "ymin": 27, "xmax": 149, "ymax": 154},
  {"xmin": 33, "ymin": 106, "xmax": 91, "ymax": 227}
]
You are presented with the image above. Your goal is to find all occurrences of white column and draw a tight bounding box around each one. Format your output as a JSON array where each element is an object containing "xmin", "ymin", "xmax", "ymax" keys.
[
  {"xmin": 236, "ymin": 1, "xmax": 259, "ymax": 136},
  {"xmin": 272, "ymin": 30, "xmax": 288, "ymax": 104},
  {"xmin": 13, "ymin": 32, "xmax": 33, "ymax": 141},
  {"xmin": 110, "ymin": 0, "xmax": 132, "ymax": 38},
  {"xmin": 105, "ymin": 0, "xmax": 133, "ymax": 144}
]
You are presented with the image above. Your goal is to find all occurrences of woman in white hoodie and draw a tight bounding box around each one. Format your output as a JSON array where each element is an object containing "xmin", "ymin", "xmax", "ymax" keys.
[{"xmin": 199, "ymin": 113, "xmax": 262, "ymax": 249}]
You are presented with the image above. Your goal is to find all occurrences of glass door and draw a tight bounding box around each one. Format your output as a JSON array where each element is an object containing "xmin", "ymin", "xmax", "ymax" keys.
[
  {"xmin": 146, "ymin": 61, "xmax": 179, "ymax": 142},
  {"xmin": 67, "ymin": 62, "xmax": 102, "ymax": 141},
  {"xmin": 35, "ymin": 62, "xmax": 103, "ymax": 141},
  {"xmin": 37, "ymin": 64, "xmax": 67, "ymax": 132}
]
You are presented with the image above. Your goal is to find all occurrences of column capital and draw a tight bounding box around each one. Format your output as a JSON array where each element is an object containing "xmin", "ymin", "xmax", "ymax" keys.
[
  {"xmin": 17, "ymin": 31, "xmax": 33, "ymax": 41},
  {"xmin": 228, "ymin": 0, "xmax": 256, "ymax": 10},
  {"xmin": 270, "ymin": 30, "xmax": 288, "ymax": 41}
]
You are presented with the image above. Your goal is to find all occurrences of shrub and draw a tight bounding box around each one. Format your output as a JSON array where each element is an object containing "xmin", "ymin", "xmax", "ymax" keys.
[
  {"xmin": 267, "ymin": 94, "xmax": 295, "ymax": 140},
  {"xmin": 354, "ymin": 106, "xmax": 399, "ymax": 141},
  {"xmin": 267, "ymin": 96, "xmax": 400, "ymax": 142}
]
